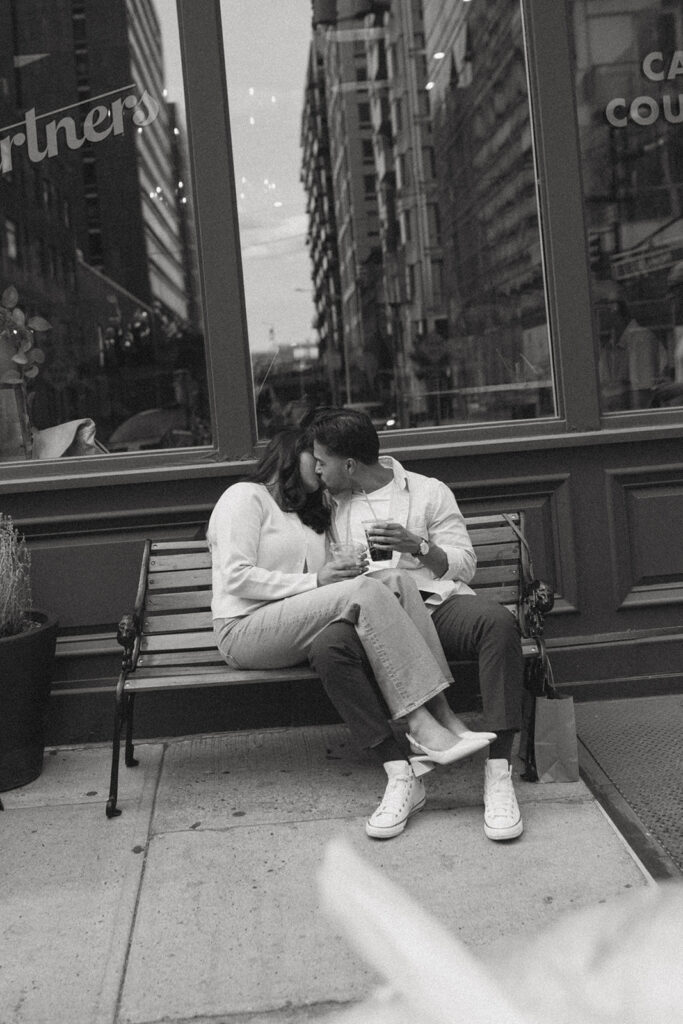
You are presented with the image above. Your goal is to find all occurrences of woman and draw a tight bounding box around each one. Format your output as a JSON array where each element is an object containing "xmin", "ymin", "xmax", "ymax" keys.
[{"xmin": 208, "ymin": 428, "xmax": 494, "ymax": 838}]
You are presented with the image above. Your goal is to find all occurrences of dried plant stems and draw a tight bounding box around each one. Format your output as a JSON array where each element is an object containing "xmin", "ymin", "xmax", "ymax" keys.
[{"xmin": 0, "ymin": 513, "xmax": 32, "ymax": 637}]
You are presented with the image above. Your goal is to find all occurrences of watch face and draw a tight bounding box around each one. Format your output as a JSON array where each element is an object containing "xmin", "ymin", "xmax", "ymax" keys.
[{"xmin": 419, "ymin": 539, "xmax": 429, "ymax": 555}]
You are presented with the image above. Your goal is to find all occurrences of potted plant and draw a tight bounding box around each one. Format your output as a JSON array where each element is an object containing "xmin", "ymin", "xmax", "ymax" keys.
[
  {"xmin": 0, "ymin": 284, "xmax": 50, "ymax": 461},
  {"xmin": 0, "ymin": 513, "xmax": 58, "ymax": 791}
]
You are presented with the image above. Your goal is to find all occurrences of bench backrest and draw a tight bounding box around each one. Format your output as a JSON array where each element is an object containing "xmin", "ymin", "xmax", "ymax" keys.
[{"xmin": 134, "ymin": 513, "xmax": 525, "ymax": 676}]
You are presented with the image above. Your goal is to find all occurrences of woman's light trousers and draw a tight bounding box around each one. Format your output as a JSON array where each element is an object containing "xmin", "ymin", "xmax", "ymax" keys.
[{"xmin": 214, "ymin": 570, "xmax": 452, "ymax": 719}]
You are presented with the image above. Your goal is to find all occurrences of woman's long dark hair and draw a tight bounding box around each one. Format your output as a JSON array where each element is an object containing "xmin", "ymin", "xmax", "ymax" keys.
[{"xmin": 251, "ymin": 428, "xmax": 330, "ymax": 534}]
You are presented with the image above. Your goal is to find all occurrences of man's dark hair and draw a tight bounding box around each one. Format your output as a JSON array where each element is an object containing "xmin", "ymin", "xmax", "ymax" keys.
[{"xmin": 311, "ymin": 408, "xmax": 380, "ymax": 465}]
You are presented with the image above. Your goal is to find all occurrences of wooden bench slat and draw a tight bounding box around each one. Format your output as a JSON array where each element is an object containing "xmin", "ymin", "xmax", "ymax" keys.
[
  {"xmin": 138, "ymin": 650, "xmax": 226, "ymax": 666},
  {"xmin": 132, "ymin": 643, "xmax": 541, "ymax": 693},
  {"xmin": 135, "ymin": 662, "xmax": 234, "ymax": 677},
  {"xmin": 137, "ymin": 640, "xmax": 539, "ymax": 671},
  {"xmin": 473, "ymin": 542, "xmax": 520, "ymax": 563},
  {"xmin": 145, "ymin": 534, "xmax": 518, "ymax": 561},
  {"xmin": 460, "ymin": 513, "xmax": 519, "ymax": 526},
  {"xmin": 144, "ymin": 611, "xmax": 213, "ymax": 633},
  {"xmin": 149, "ymin": 564, "xmax": 522, "ymax": 591},
  {"xmin": 468, "ymin": 526, "xmax": 519, "ymax": 545},
  {"xmin": 148, "ymin": 568, "xmax": 212, "ymax": 588},
  {"xmin": 471, "ymin": 564, "xmax": 520, "ymax": 585},
  {"xmin": 145, "ymin": 591, "xmax": 213, "ymax": 611},
  {"xmin": 151, "ymin": 540, "xmax": 208, "ymax": 550},
  {"xmin": 149, "ymin": 552, "xmax": 212, "ymax": 571},
  {"xmin": 147, "ymin": 518, "xmax": 520, "ymax": 549},
  {"xmin": 474, "ymin": 585, "xmax": 522, "ymax": 604},
  {"xmin": 136, "ymin": 637, "xmax": 541, "ymax": 680},
  {"xmin": 147, "ymin": 527, "xmax": 520, "ymax": 548},
  {"xmin": 128, "ymin": 666, "xmax": 319, "ymax": 691},
  {"xmin": 127, "ymin": 673, "xmax": 255, "ymax": 691},
  {"xmin": 141, "ymin": 631, "xmax": 216, "ymax": 652}
]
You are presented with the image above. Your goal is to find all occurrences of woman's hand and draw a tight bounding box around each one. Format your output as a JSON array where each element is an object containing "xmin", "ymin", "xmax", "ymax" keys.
[{"xmin": 317, "ymin": 553, "xmax": 368, "ymax": 587}]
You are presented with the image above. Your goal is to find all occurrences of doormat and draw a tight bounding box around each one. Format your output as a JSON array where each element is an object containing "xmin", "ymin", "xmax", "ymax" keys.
[{"xmin": 575, "ymin": 694, "xmax": 683, "ymax": 880}]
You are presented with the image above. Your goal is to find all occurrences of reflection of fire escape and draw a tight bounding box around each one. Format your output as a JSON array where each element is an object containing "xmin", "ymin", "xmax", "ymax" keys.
[{"xmin": 301, "ymin": 36, "xmax": 344, "ymax": 405}]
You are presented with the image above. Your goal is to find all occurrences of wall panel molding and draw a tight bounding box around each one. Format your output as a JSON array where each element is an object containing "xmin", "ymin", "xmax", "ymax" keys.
[
  {"xmin": 605, "ymin": 466, "xmax": 683, "ymax": 609},
  {"xmin": 28, "ymin": 509, "xmax": 218, "ymax": 631},
  {"xmin": 441, "ymin": 472, "xmax": 579, "ymax": 613},
  {"xmin": 6, "ymin": 440, "xmax": 683, "ymax": 747},
  {"xmin": 547, "ymin": 627, "xmax": 683, "ymax": 700},
  {"xmin": 19, "ymin": 503, "xmax": 216, "ymax": 537}
]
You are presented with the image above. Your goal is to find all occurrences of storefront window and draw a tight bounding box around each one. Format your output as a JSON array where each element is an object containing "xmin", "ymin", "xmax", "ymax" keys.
[
  {"xmin": 571, "ymin": 0, "xmax": 683, "ymax": 413},
  {"xmin": 221, "ymin": 0, "xmax": 556, "ymax": 437},
  {"xmin": 0, "ymin": 1, "xmax": 209, "ymax": 463}
]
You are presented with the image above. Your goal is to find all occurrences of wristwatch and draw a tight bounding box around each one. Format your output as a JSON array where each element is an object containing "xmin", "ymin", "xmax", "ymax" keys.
[{"xmin": 414, "ymin": 537, "xmax": 430, "ymax": 557}]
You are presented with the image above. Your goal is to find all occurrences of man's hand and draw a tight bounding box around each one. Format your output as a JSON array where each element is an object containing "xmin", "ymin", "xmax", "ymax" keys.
[
  {"xmin": 366, "ymin": 522, "xmax": 448, "ymax": 577},
  {"xmin": 365, "ymin": 521, "xmax": 420, "ymax": 554}
]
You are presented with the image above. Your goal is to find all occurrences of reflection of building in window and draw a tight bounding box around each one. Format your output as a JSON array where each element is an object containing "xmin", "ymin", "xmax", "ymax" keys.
[
  {"xmin": 0, "ymin": 0, "xmax": 205, "ymax": 456},
  {"xmin": 424, "ymin": 0, "xmax": 552, "ymax": 423},
  {"xmin": 365, "ymin": 0, "xmax": 448, "ymax": 423},
  {"xmin": 301, "ymin": 31, "xmax": 345, "ymax": 408},
  {"xmin": 66, "ymin": 0, "xmax": 192, "ymax": 321},
  {"xmin": 169, "ymin": 101, "xmax": 201, "ymax": 328},
  {"xmin": 302, "ymin": 0, "xmax": 552, "ymax": 429},
  {"xmin": 303, "ymin": 0, "xmax": 449, "ymax": 428},
  {"xmin": 251, "ymin": 341, "xmax": 329, "ymax": 437},
  {"xmin": 573, "ymin": 0, "xmax": 683, "ymax": 412},
  {"xmin": 322, "ymin": 9, "xmax": 385, "ymax": 407}
]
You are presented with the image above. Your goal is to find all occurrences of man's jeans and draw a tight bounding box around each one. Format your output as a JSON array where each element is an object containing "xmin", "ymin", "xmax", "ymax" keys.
[
  {"xmin": 214, "ymin": 571, "xmax": 452, "ymax": 720},
  {"xmin": 431, "ymin": 594, "xmax": 523, "ymax": 732}
]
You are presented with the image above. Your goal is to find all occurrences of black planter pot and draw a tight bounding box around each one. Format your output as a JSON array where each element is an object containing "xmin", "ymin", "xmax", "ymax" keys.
[{"xmin": 0, "ymin": 611, "xmax": 58, "ymax": 792}]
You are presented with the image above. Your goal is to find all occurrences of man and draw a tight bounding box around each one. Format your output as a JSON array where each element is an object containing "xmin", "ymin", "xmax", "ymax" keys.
[{"xmin": 310, "ymin": 408, "xmax": 524, "ymax": 842}]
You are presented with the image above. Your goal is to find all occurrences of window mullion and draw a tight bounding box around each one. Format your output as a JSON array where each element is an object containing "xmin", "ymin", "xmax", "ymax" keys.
[
  {"xmin": 522, "ymin": 0, "xmax": 601, "ymax": 433},
  {"xmin": 178, "ymin": 0, "xmax": 256, "ymax": 460}
]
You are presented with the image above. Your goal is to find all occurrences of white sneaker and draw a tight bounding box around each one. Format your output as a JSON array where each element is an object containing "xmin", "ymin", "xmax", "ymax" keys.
[
  {"xmin": 366, "ymin": 761, "xmax": 426, "ymax": 839},
  {"xmin": 483, "ymin": 758, "xmax": 523, "ymax": 841}
]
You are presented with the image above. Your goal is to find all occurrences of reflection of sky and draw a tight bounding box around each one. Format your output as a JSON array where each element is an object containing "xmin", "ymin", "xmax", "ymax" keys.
[{"xmin": 156, "ymin": 1, "xmax": 314, "ymax": 352}]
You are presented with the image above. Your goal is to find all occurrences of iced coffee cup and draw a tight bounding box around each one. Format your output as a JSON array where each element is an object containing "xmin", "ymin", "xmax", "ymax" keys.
[
  {"xmin": 330, "ymin": 540, "xmax": 367, "ymax": 566},
  {"xmin": 362, "ymin": 520, "xmax": 393, "ymax": 562}
]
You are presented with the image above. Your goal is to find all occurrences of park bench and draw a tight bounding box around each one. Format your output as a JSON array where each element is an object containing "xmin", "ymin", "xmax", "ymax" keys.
[{"xmin": 106, "ymin": 512, "xmax": 553, "ymax": 817}]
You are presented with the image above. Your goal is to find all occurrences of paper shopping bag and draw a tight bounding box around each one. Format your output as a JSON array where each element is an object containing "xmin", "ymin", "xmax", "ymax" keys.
[{"xmin": 533, "ymin": 694, "xmax": 580, "ymax": 783}]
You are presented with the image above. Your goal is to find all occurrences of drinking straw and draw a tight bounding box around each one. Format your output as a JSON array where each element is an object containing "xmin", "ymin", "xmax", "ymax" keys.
[
  {"xmin": 343, "ymin": 489, "xmax": 379, "ymax": 547},
  {"xmin": 360, "ymin": 487, "xmax": 380, "ymax": 520}
]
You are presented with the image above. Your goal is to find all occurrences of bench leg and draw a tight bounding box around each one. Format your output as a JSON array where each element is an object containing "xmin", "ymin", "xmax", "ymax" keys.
[
  {"xmin": 125, "ymin": 693, "xmax": 139, "ymax": 768},
  {"xmin": 106, "ymin": 693, "xmax": 126, "ymax": 818}
]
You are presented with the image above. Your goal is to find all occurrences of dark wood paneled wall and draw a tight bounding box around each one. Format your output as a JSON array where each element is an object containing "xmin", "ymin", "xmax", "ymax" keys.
[{"xmin": 4, "ymin": 430, "xmax": 683, "ymax": 744}]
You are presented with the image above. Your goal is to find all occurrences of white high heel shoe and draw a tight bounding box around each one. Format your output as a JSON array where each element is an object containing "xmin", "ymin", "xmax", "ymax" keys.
[
  {"xmin": 452, "ymin": 728, "xmax": 497, "ymax": 742},
  {"xmin": 407, "ymin": 731, "xmax": 495, "ymax": 768}
]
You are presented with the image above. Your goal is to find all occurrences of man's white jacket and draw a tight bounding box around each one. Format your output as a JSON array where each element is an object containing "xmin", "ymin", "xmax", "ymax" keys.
[{"xmin": 329, "ymin": 456, "xmax": 477, "ymax": 604}]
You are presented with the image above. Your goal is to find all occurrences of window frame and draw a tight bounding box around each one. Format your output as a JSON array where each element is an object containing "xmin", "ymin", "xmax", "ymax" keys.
[
  {"xmin": 0, "ymin": 0, "xmax": 256, "ymax": 492},
  {"xmin": 523, "ymin": 0, "xmax": 683, "ymax": 437},
  {"xmin": 2, "ymin": 0, "xmax": 682, "ymax": 497}
]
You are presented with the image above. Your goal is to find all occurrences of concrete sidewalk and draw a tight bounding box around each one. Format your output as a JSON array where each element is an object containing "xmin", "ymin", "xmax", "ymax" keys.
[{"xmin": 2, "ymin": 723, "xmax": 652, "ymax": 1024}]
